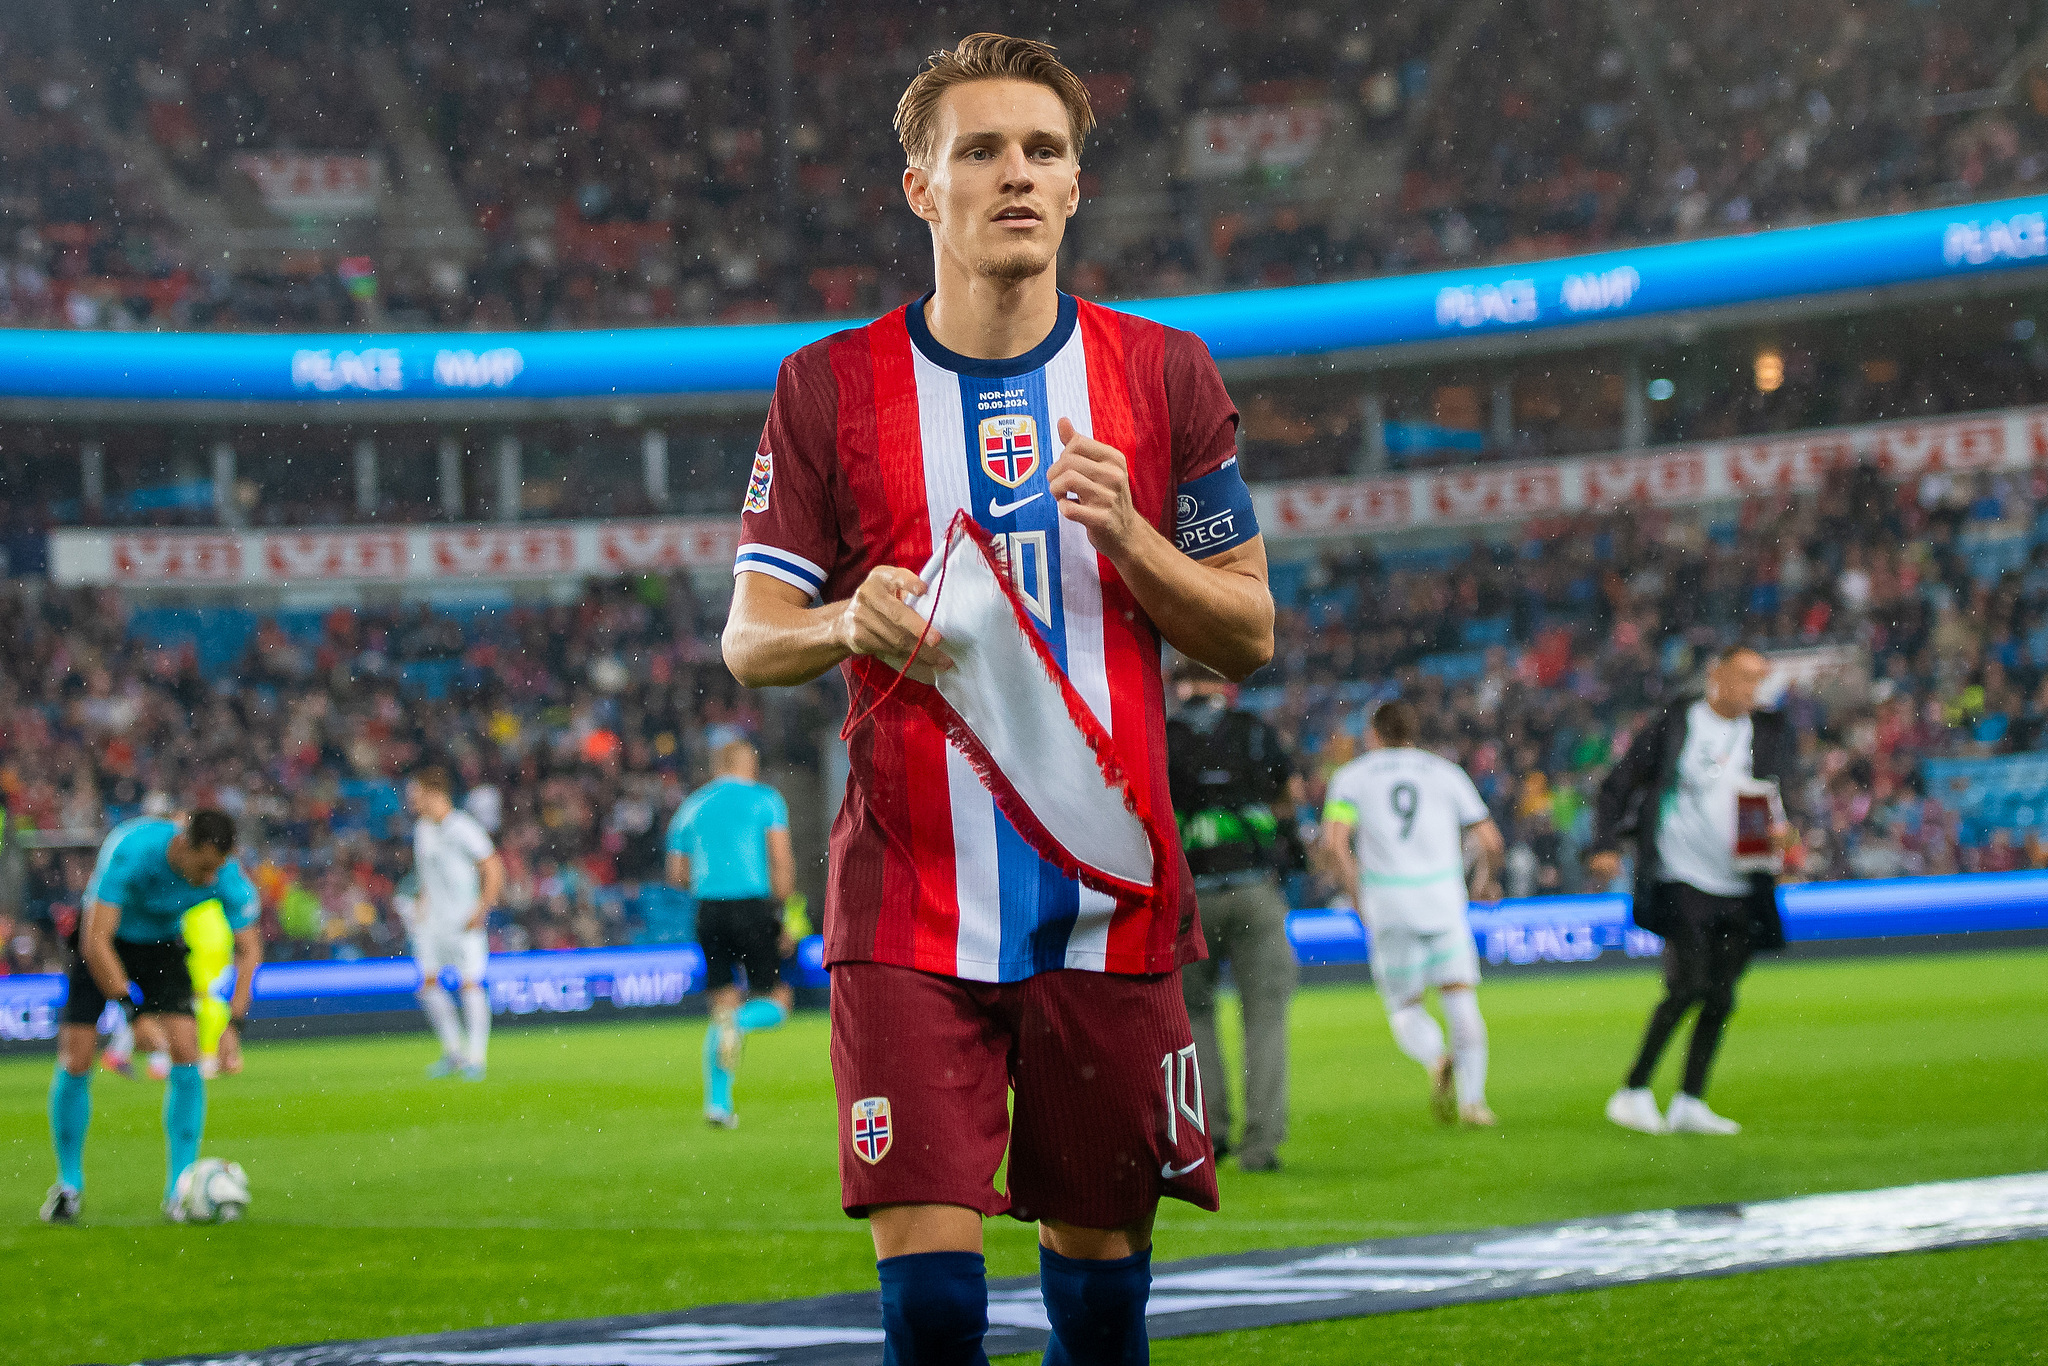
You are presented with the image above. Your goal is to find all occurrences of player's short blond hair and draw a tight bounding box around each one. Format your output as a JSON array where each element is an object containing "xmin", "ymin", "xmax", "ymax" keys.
[
  {"xmin": 712, "ymin": 738, "xmax": 758, "ymax": 775},
  {"xmin": 894, "ymin": 33, "xmax": 1095, "ymax": 169}
]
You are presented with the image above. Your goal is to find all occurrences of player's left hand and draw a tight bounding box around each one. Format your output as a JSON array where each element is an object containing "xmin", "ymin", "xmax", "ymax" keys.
[
  {"xmin": 1050, "ymin": 418, "xmax": 1143, "ymax": 557},
  {"xmin": 218, "ymin": 1023, "xmax": 244, "ymax": 1075}
]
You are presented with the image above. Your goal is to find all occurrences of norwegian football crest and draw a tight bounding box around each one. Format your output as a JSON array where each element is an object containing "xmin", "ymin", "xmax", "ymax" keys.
[
  {"xmin": 850, "ymin": 1096, "xmax": 892, "ymax": 1163},
  {"xmin": 978, "ymin": 414, "xmax": 1039, "ymax": 488},
  {"xmin": 743, "ymin": 450, "xmax": 774, "ymax": 514}
]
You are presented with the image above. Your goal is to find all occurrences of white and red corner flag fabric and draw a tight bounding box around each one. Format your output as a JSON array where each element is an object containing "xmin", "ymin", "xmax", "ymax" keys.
[{"xmin": 892, "ymin": 512, "xmax": 1167, "ymax": 902}]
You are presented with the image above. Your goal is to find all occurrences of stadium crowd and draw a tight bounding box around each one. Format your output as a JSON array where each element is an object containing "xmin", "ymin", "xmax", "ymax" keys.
[
  {"xmin": 0, "ymin": 0, "xmax": 2041, "ymax": 330},
  {"xmin": 0, "ymin": 572, "xmax": 839, "ymax": 975},
  {"xmin": 1275, "ymin": 461, "xmax": 2048, "ymax": 899},
  {"xmin": 6, "ymin": 460, "xmax": 2048, "ymax": 976}
]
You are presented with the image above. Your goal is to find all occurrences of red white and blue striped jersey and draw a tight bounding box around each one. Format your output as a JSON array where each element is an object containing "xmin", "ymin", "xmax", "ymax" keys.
[{"xmin": 735, "ymin": 292, "xmax": 1248, "ymax": 981}]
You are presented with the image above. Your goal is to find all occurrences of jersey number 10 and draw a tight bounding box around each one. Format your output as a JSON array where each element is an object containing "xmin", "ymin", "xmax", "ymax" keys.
[
  {"xmin": 1160, "ymin": 1044, "xmax": 1206, "ymax": 1144},
  {"xmin": 995, "ymin": 531, "xmax": 1053, "ymax": 626}
]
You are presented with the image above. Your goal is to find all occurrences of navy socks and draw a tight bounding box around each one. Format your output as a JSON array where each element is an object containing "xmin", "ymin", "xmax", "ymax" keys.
[
  {"xmin": 877, "ymin": 1250, "xmax": 990, "ymax": 1366},
  {"xmin": 1039, "ymin": 1246, "xmax": 1151, "ymax": 1366}
]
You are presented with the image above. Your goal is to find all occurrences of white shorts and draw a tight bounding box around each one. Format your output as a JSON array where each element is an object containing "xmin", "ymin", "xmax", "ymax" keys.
[
  {"xmin": 412, "ymin": 922, "xmax": 488, "ymax": 986},
  {"xmin": 1368, "ymin": 921, "xmax": 1481, "ymax": 1006}
]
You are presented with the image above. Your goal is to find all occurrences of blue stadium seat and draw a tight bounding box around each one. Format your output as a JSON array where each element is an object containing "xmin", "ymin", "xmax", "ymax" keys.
[
  {"xmin": 1417, "ymin": 649, "xmax": 1489, "ymax": 682},
  {"xmin": 1267, "ymin": 561, "xmax": 1309, "ymax": 611},
  {"xmin": 1460, "ymin": 616, "xmax": 1512, "ymax": 647},
  {"xmin": 399, "ymin": 658, "xmax": 461, "ymax": 700},
  {"xmin": 127, "ymin": 607, "xmax": 260, "ymax": 674},
  {"xmin": 1924, "ymin": 753, "xmax": 2048, "ymax": 844}
]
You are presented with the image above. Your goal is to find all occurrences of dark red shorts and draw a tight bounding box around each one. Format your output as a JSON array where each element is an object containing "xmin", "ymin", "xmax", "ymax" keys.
[{"xmin": 830, "ymin": 960, "xmax": 1220, "ymax": 1229}]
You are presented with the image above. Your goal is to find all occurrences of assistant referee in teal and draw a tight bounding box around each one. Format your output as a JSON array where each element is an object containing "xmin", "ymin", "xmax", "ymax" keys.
[
  {"xmin": 44, "ymin": 809, "xmax": 261, "ymax": 1224},
  {"xmin": 667, "ymin": 736, "xmax": 796, "ymax": 1127}
]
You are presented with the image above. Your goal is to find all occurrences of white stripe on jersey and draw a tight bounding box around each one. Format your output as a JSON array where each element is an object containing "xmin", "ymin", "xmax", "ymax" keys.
[
  {"xmin": 912, "ymin": 344, "xmax": 1006, "ymax": 962},
  {"xmin": 1042, "ymin": 333, "xmax": 1119, "ymax": 970},
  {"xmin": 946, "ymin": 743, "xmax": 1004, "ymax": 981}
]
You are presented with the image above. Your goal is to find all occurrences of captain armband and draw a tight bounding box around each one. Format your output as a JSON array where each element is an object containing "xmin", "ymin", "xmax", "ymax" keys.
[{"xmin": 1172, "ymin": 459, "xmax": 1260, "ymax": 558}]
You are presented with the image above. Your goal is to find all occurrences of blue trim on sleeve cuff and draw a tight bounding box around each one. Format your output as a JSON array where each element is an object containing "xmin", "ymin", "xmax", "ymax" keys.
[{"xmin": 734, "ymin": 551, "xmax": 824, "ymax": 589}]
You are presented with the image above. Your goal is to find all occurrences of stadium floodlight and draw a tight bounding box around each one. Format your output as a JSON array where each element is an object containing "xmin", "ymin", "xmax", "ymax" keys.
[{"xmin": 1755, "ymin": 350, "xmax": 1785, "ymax": 393}]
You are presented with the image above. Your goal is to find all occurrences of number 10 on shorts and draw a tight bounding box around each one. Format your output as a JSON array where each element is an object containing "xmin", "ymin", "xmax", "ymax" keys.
[{"xmin": 1160, "ymin": 1044, "xmax": 1206, "ymax": 1144}]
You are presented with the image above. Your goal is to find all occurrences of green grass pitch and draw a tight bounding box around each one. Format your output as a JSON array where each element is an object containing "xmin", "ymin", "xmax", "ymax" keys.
[{"xmin": 5, "ymin": 949, "xmax": 2045, "ymax": 1366}]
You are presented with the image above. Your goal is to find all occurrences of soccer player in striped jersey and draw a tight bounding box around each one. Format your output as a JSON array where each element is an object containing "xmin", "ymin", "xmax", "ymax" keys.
[{"xmin": 722, "ymin": 34, "xmax": 1274, "ymax": 1366}]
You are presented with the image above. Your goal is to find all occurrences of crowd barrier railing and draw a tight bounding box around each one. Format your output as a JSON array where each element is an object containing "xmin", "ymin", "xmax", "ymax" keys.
[{"xmin": 3, "ymin": 872, "xmax": 2043, "ymax": 1043}]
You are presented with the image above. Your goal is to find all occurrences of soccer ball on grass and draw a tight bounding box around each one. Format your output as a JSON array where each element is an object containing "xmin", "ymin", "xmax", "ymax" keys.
[{"xmin": 174, "ymin": 1158, "xmax": 251, "ymax": 1223}]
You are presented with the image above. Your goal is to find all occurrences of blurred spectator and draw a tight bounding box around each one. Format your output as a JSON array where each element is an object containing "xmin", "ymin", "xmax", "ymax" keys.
[
  {"xmin": 0, "ymin": 0, "xmax": 2039, "ymax": 330},
  {"xmin": 9, "ymin": 459, "xmax": 2048, "ymax": 969},
  {"xmin": 0, "ymin": 572, "xmax": 835, "ymax": 962},
  {"xmin": 1257, "ymin": 461, "xmax": 2048, "ymax": 904}
]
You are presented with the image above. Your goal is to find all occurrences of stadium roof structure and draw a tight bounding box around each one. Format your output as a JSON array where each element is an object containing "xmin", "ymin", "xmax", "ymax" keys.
[{"xmin": 1, "ymin": 195, "xmax": 2044, "ymax": 423}]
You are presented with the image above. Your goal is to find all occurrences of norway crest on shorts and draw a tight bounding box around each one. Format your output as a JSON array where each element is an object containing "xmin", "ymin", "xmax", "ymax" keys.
[
  {"xmin": 850, "ymin": 1096, "xmax": 892, "ymax": 1164},
  {"xmin": 743, "ymin": 450, "xmax": 774, "ymax": 513},
  {"xmin": 978, "ymin": 414, "xmax": 1038, "ymax": 488}
]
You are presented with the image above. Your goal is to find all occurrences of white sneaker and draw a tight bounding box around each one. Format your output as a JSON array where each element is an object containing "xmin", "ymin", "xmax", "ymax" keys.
[
  {"xmin": 39, "ymin": 1183, "xmax": 80, "ymax": 1224},
  {"xmin": 1666, "ymin": 1093, "xmax": 1741, "ymax": 1135},
  {"xmin": 1458, "ymin": 1102, "xmax": 1498, "ymax": 1128},
  {"xmin": 1429, "ymin": 1057, "xmax": 1456, "ymax": 1126},
  {"xmin": 1605, "ymin": 1086, "xmax": 1665, "ymax": 1134}
]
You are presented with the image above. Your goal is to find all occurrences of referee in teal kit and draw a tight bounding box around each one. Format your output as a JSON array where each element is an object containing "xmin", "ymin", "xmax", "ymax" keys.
[{"xmin": 667, "ymin": 735, "xmax": 796, "ymax": 1127}]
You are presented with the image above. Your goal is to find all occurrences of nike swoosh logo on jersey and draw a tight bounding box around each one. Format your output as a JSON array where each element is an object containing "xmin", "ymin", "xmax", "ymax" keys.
[
  {"xmin": 988, "ymin": 490, "xmax": 1043, "ymax": 518},
  {"xmin": 1161, "ymin": 1156, "xmax": 1207, "ymax": 1180}
]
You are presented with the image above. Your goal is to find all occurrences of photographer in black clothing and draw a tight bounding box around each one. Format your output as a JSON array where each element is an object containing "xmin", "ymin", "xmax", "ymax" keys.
[
  {"xmin": 1168, "ymin": 663, "xmax": 1305, "ymax": 1173},
  {"xmin": 1588, "ymin": 644, "xmax": 1798, "ymax": 1137}
]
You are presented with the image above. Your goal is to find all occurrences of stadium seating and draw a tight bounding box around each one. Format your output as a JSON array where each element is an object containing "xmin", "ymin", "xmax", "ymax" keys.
[
  {"xmin": 7, "ymin": 460, "xmax": 2046, "ymax": 975},
  {"xmin": 1, "ymin": 0, "xmax": 2041, "ymax": 330},
  {"xmin": 1921, "ymin": 754, "xmax": 2048, "ymax": 848}
]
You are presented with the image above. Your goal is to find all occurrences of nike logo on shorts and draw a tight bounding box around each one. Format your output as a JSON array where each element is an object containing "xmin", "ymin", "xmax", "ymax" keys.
[
  {"xmin": 1161, "ymin": 1156, "xmax": 1207, "ymax": 1180},
  {"xmin": 988, "ymin": 490, "xmax": 1043, "ymax": 518}
]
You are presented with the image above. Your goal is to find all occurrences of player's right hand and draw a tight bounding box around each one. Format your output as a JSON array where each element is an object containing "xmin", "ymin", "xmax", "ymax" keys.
[
  {"xmin": 836, "ymin": 565, "xmax": 954, "ymax": 679},
  {"xmin": 217, "ymin": 1024, "xmax": 244, "ymax": 1075},
  {"xmin": 1585, "ymin": 850, "xmax": 1623, "ymax": 885}
]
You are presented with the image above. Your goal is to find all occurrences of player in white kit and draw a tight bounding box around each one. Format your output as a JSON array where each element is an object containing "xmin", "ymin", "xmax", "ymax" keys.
[
  {"xmin": 1320, "ymin": 701, "xmax": 1505, "ymax": 1126},
  {"xmin": 405, "ymin": 767, "xmax": 504, "ymax": 1081}
]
